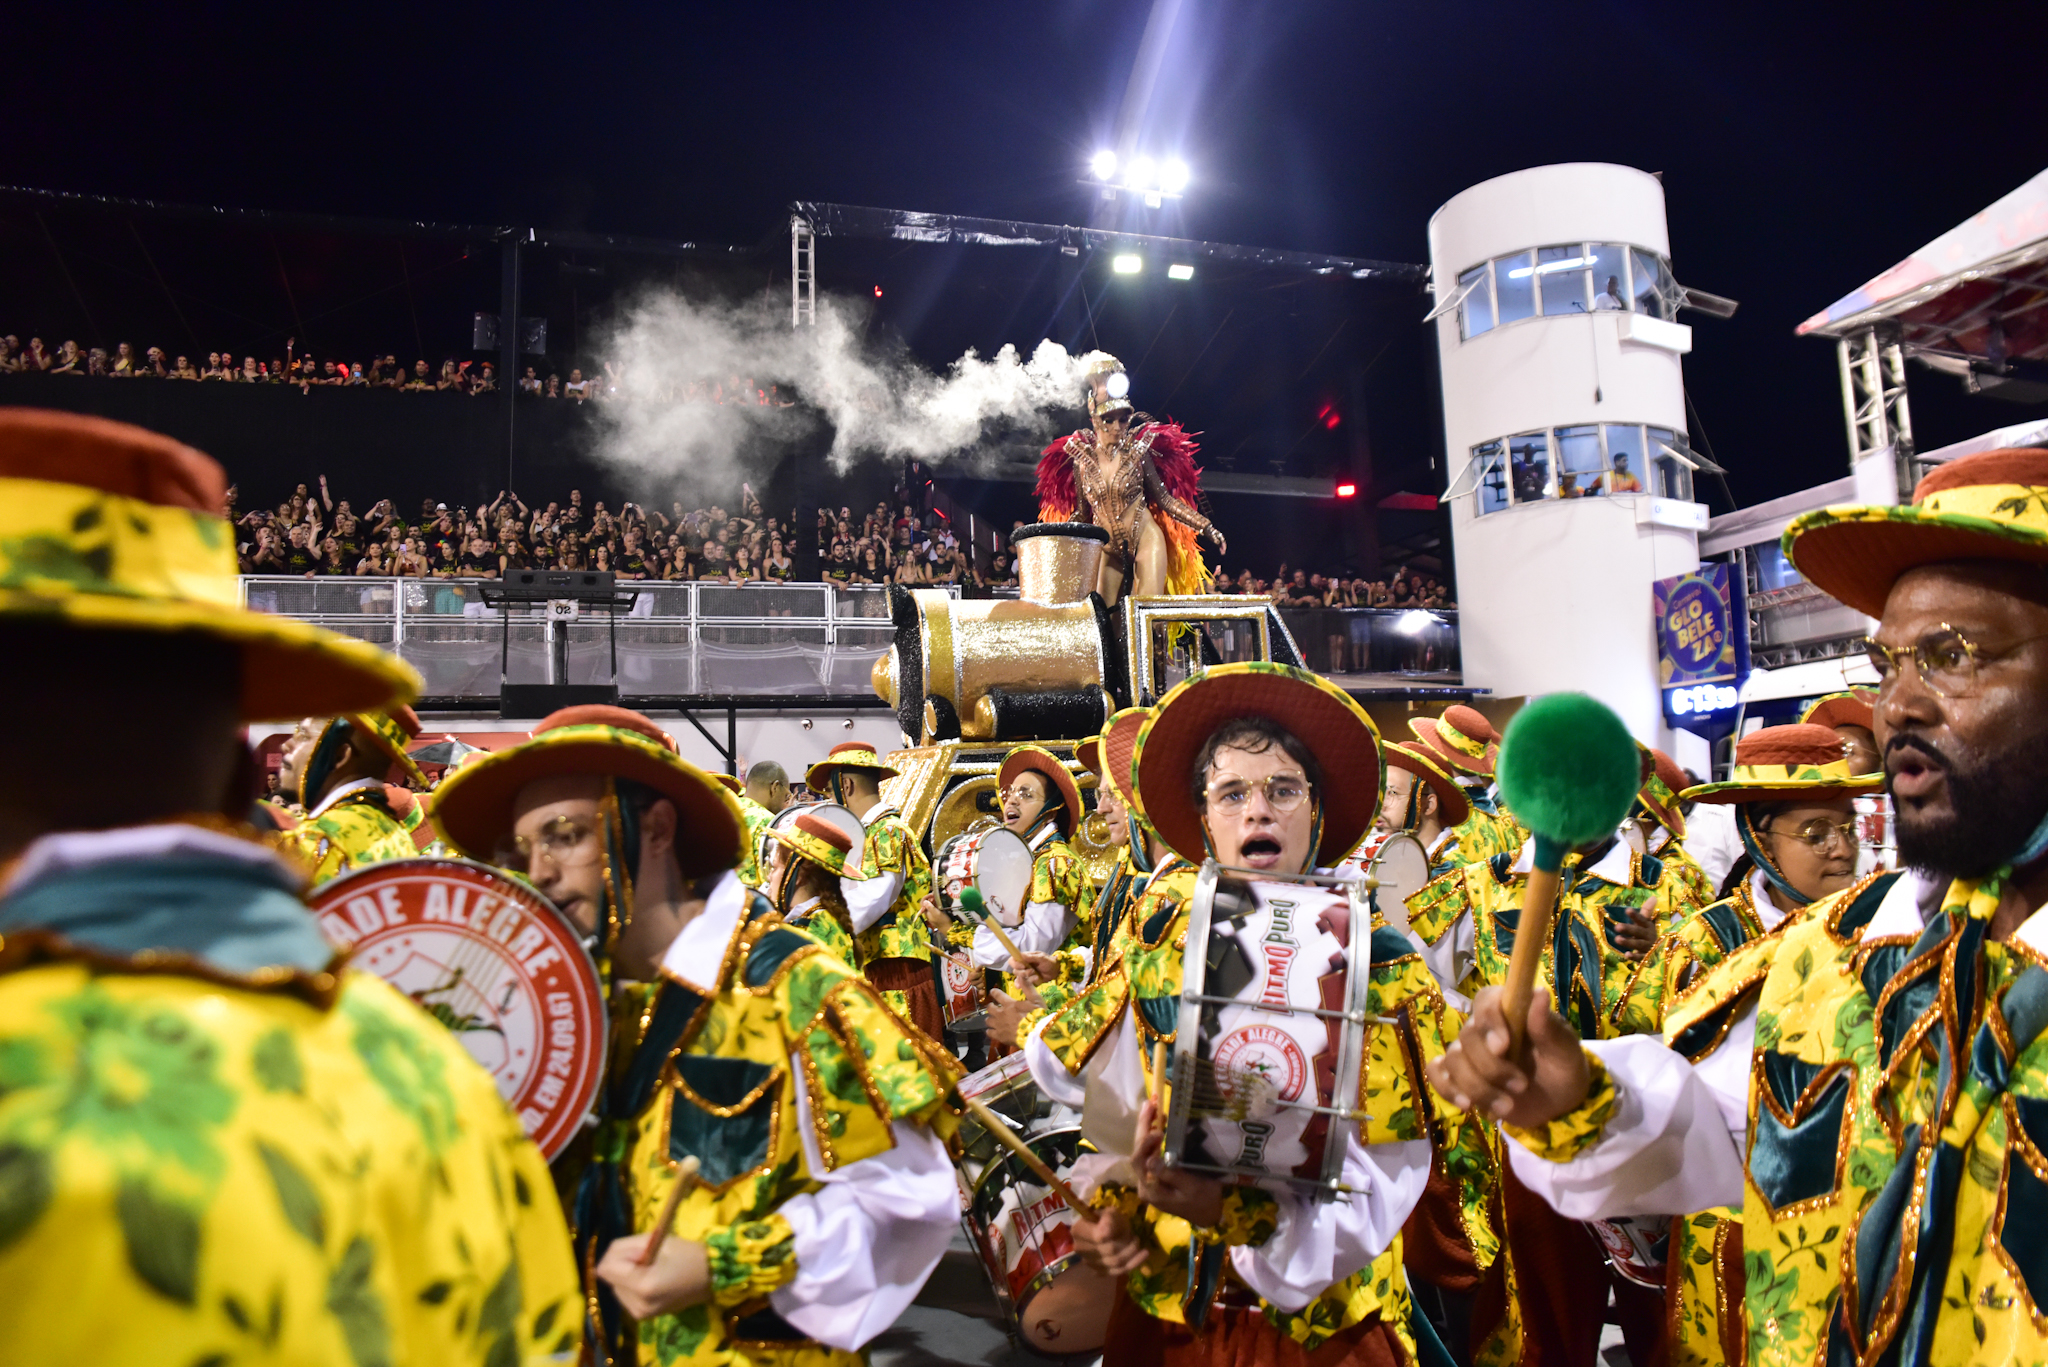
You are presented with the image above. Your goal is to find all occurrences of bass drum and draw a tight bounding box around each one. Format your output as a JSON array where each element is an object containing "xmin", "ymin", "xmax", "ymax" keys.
[
  {"xmin": 935, "ymin": 826, "xmax": 1034, "ymax": 927},
  {"xmin": 309, "ymin": 857, "xmax": 605, "ymax": 1161},
  {"xmin": 964, "ymin": 1125, "xmax": 1115, "ymax": 1358},
  {"xmin": 1587, "ymin": 1215, "xmax": 1670, "ymax": 1289}
]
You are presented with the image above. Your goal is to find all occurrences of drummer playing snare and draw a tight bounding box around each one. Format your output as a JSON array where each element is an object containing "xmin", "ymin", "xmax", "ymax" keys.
[{"xmin": 1023, "ymin": 664, "xmax": 1463, "ymax": 1363}]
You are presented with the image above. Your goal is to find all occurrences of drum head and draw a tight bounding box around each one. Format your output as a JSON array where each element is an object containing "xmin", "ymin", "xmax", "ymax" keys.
[
  {"xmin": 1368, "ymin": 832, "xmax": 1432, "ymax": 932},
  {"xmin": 971, "ymin": 828, "xmax": 1034, "ymax": 923},
  {"xmin": 310, "ymin": 857, "xmax": 606, "ymax": 1160}
]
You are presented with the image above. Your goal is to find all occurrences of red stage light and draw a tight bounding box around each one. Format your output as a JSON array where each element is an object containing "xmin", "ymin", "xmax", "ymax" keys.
[
  {"xmin": 1335, "ymin": 482, "xmax": 1358, "ymax": 498},
  {"xmin": 874, "ymin": 286, "xmax": 884, "ymax": 297}
]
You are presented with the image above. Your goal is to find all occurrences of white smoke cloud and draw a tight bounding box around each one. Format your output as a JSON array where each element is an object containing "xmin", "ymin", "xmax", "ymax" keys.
[{"xmin": 589, "ymin": 289, "xmax": 1100, "ymax": 493}]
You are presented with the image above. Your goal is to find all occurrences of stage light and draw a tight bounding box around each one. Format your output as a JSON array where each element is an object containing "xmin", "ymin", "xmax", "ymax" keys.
[
  {"xmin": 1112, "ymin": 254, "xmax": 1143, "ymax": 274},
  {"xmin": 1393, "ymin": 609, "xmax": 1440, "ymax": 636},
  {"xmin": 873, "ymin": 286, "xmax": 883, "ymax": 297},
  {"xmin": 1090, "ymin": 149, "xmax": 1118, "ymax": 180},
  {"xmin": 1105, "ymin": 371, "xmax": 1130, "ymax": 399},
  {"xmin": 1126, "ymin": 156, "xmax": 1157, "ymax": 190},
  {"xmin": 1167, "ymin": 263, "xmax": 1194, "ymax": 281},
  {"xmin": 1160, "ymin": 159, "xmax": 1190, "ymax": 194},
  {"xmin": 1335, "ymin": 481, "xmax": 1357, "ymax": 498}
]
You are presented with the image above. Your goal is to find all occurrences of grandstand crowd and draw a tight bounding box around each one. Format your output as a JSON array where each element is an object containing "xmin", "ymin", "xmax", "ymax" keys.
[
  {"xmin": 227, "ymin": 473, "xmax": 1455, "ymax": 606},
  {"xmin": 0, "ymin": 332, "xmax": 805, "ymax": 405}
]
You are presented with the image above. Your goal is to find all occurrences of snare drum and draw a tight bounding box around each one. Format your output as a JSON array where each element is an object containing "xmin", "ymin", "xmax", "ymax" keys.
[
  {"xmin": 1587, "ymin": 1215, "xmax": 1670, "ymax": 1288},
  {"xmin": 963, "ymin": 1126, "xmax": 1115, "ymax": 1356},
  {"xmin": 951, "ymin": 1050, "xmax": 1043, "ymax": 1187},
  {"xmin": 1164, "ymin": 862, "xmax": 1371, "ymax": 1199},
  {"xmin": 940, "ymin": 949, "xmax": 986, "ymax": 1032},
  {"xmin": 1339, "ymin": 830, "xmax": 1432, "ymax": 934},
  {"xmin": 935, "ymin": 826, "xmax": 1034, "ymax": 927}
]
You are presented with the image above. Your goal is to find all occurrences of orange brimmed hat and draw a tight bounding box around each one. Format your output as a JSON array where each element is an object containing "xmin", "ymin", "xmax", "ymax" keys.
[
  {"xmin": 1132, "ymin": 662, "xmax": 1383, "ymax": 867},
  {"xmin": 1635, "ymin": 746, "xmax": 1691, "ymax": 837},
  {"xmin": 805, "ymin": 740, "xmax": 899, "ymax": 790},
  {"xmin": 1785, "ymin": 449, "xmax": 2048, "ymax": 618},
  {"xmin": 764, "ymin": 804, "xmax": 867, "ymax": 879},
  {"xmin": 430, "ymin": 704, "xmax": 742, "ymax": 878},
  {"xmin": 1385, "ymin": 740, "xmax": 1470, "ymax": 829},
  {"xmin": 999, "ymin": 744, "xmax": 1084, "ymax": 831},
  {"xmin": 1408, "ymin": 704, "xmax": 1498, "ymax": 778},
  {"xmin": 1800, "ymin": 689, "xmax": 1876, "ymax": 733},
  {"xmin": 1095, "ymin": 707, "xmax": 1150, "ymax": 811},
  {"xmin": 712, "ymin": 772, "xmax": 745, "ymax": 796},
  {"xmin": 1679, "ymin": 724, "xmax": 1884, "ymax": 807},
  {"xmin": 0, "ymin": 408, "xmax": 417, "ymax": 720},
  {"xmin": 300, "ymin": 704, "xmax": 427, "ymax": 804}
]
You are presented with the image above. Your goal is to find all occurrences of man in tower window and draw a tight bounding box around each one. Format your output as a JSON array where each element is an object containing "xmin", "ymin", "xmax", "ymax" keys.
[{"xmin": 1607, "ymin": 452, "xmax": 1644, "ymax": 493}]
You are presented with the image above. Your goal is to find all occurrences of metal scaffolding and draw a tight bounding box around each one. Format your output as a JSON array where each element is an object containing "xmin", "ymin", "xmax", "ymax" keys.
[
  {"xmin": 1836, "ymin": 325, "xmax": 1916, "ymax": 489},
  {"xmin": 791, "ymin": 216, "xmax": 816, "ymax": 328}
]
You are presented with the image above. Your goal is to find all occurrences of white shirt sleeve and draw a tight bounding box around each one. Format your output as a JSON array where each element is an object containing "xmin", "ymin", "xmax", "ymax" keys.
[
  {"xmin": 1024, "ymin": 1012, "xmax": 1088, "ymax": 1108},
  {"xmin": 969, "ymin": 900, "xmax": 1074, "ymax": 966},
  {"xmin": 1417, "ymin": 906, "xmax": 1473, "ymax": 1002},
  {"xmin": 1228, "ymin": 1131, "xmax": 1431, "ymax": 1312},
  {"xmin": 771, "ymin": 1057, "xmax": 956, "ymax": 1350},
  {"xmin": 1502, "ymin": 1017, "xmax": 1751, "ymax": 1221},
  {"xmin": 840, "ymin": 869, "xmax": 904, "ymax": 935}
]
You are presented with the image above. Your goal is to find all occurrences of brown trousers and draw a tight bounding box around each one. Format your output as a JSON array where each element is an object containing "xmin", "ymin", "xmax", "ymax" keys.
[{"xmin": 1104, "ymin": 1286, "xmax": 1411, "ymax": 1367}]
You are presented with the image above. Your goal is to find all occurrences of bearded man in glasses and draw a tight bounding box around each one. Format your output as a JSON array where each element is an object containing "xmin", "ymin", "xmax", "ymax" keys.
[{"xmin": 1430, "ymin": 448, "xmax": 2048, "ymax": 1365}]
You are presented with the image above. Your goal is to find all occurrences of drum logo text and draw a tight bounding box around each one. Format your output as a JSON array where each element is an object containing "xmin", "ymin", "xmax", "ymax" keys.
[{"xmin": 1260, "ymin": 896, "xmax": 1298, "ymax": 1007}]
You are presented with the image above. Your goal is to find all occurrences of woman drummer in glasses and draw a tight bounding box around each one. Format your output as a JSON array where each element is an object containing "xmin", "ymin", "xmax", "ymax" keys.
[{"xmin": 1606, "ymin": 723, "xmax": 1884, "ymax": 1367}]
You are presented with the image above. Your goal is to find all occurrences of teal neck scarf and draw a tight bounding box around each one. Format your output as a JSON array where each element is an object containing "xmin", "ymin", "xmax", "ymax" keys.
[{"xmin": 0, "ymin": 849, "xmax": 332, "ymax": 976}]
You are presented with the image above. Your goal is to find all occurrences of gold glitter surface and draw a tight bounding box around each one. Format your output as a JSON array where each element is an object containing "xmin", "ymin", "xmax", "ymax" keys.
[{"xmin": 1017, "ymin": 527, "xmax": 1106, "ymax": 605}]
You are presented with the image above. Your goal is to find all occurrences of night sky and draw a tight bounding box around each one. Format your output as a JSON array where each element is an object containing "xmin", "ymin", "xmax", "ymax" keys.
[{"xmin": 5, "ymin": 0, "xmax": 2045, "ymax": 519}]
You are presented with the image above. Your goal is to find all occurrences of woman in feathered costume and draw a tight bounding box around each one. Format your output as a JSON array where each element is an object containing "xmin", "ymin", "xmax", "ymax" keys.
[{"xmin": 1036, "ymin": 352, "xmax": 1226, "ymax": 604}]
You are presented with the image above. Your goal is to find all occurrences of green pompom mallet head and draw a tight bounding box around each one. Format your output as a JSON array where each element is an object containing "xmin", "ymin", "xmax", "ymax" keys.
[{"xmin": 1496, "ymin": 692, "xmax": 1642, "ymax": 874}]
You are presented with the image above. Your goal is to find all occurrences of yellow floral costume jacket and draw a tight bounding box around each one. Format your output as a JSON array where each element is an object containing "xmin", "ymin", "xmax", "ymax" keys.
[
  {"xmin": 1623, "ymin": 866, "xmax": 2048, "ymax": 1367},
  {"xmin": 598, "ymin": 890, "xmax": 961, "ymax": 1366},
  {"xmin": 1407, "ymin": 841, "xmax": 1699, "ymax": 1039},
  {"xmin": 277, "ymin": 783, "xmax": 421, "ymax": 887},
  {"xmin": 1043, "ymin": 863, "xmax": 1453, "ymax": 1355},
  {"xmin": 850, "ymin": 806, "xmax": 935, "ymax": 1017},
  {"xmin": 0, "ymin": 947, "xmax": 579, "ymax": 1365},
  {"xmin": 733, "ymin": 796, "xmax": 776, "ymax": 889},
  {"xmin": 1610, "ymin": 875, "xmax": 1804, "ymax": 1367}
]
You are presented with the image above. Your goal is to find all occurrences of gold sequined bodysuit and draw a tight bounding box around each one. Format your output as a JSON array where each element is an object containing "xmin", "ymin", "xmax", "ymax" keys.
[{"xmin": 1063, "ymin": 421, "xmax": 1213, "ymax": 564}]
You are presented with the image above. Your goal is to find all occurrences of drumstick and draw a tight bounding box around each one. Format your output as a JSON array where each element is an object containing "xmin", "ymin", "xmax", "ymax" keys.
[
  {"xmin": 637, "ymin": 1155, "xmax": 702, "ymax": 1266},
  {"xmin": 1150, "ymin": 1038, "xmax": 1169, "ymax": 1110},
  {"xmin": 959, "ymin": 887, "xmax": 1045, "ymax": 1008},
  {"xmin": 956, "ymin": 1093, "xmax": 1091, "ymax": 1218}
]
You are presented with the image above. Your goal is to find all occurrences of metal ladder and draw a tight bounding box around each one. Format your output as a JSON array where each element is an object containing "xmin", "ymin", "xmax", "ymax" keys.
[{"xmin": 790, "ymin": 216, "xmax": 816, "ymax": 329}]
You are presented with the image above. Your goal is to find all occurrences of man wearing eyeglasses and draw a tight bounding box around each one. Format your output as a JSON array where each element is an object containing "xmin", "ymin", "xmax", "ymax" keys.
[
  {"xmin": 1429, "ymin": 448, "xmax": 2048, "ymax": 1365},
  {"xmin": 429, "ymin": 706, "xmax": 963, "ymax": 1366}
]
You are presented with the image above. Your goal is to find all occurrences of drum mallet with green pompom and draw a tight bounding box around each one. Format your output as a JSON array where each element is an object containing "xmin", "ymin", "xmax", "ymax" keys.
[
  {"xmin": 959, "ymin": 885, "xmax": 1045, "ymax": 1008},
  {"xmin": 1491, "ymin": 694, "xmax": 1644, "ymax": 1052}
]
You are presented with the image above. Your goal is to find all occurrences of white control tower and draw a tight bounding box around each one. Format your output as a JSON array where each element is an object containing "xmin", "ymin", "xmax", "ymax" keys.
[{"xmin": 1428, "ymin": 163, "xmax": 1712, "ymax": 760}]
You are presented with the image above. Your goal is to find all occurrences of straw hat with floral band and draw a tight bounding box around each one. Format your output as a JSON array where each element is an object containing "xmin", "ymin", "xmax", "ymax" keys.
[
  {"xmin": 1131, "ymin": 661, "xmax": 1383, "ymax": 870},
  {"xmin": 1785, "ymin": 448, "xmax": 2048, "ymax": 619},
  {"xmin": 1634, "ymin": 745, "xmax": 1690, "ymax": 841},
  {"xmin": 1799, "ymin": 688, "xmax": 1876, "ymax": 733},
  {"xmin": 1679, "ymin": 722, "xmax": 1883, "ymax": 909},
  {"xmin": 295, "ymin": 704, "xmax": 428, "ymax": 807},
  {"xmin": 998, "ymin": 743, "xmax": 1084, "ymax": 842},
  {"xmin": 1384, "ymin": 738, "xmax": 1471, "ymax": 832},
  {"xmin": 711, "ymin": 772, "xmax": 745, "ymax": 796},
  {"xmin": 1407, "ymin": 704, "xmax": 1498, "ymax": 781},
  {"xmin": 429, "ymin": 705, "xmax": 743, "ymax": 957},
  {"xmin": 805, "ymin": 741, "xmax": 900, "ymax": 803},
  {"xmin": 0, "ymin": 408, "xmax": 416, "ymax": 720}
]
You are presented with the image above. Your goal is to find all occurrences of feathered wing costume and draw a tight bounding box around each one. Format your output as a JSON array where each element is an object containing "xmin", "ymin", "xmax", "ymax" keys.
[{"xmin": 1036, "ymin": 417, "xmax": 1214, "ymax": 595}]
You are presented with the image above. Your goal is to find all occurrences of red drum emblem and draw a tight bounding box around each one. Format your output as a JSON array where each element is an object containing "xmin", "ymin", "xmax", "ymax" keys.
[{"xmin": 310, "ymin": 857, "xmax": 606, "ymax": 1160}]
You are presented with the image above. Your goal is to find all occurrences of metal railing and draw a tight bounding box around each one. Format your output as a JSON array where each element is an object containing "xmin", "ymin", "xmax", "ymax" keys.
[
  {"xmin": 1272, "ymin": 607, "xmax": 1461, "ymax": 677},
  {"xmin": 238, "ymin": 577, "xmax": 931, "ymax": 700}
]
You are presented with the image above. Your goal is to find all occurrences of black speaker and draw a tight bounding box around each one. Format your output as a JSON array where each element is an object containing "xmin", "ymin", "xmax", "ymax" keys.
[{"xmin": 501, "ymin": 684, "xmax": 618, "ymax": 719}]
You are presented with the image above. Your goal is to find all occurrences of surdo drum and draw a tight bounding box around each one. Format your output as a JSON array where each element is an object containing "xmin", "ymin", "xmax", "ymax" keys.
[{"xmin": 310, "ymin": 857, "xmax": 606, "ymax": 1160}]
